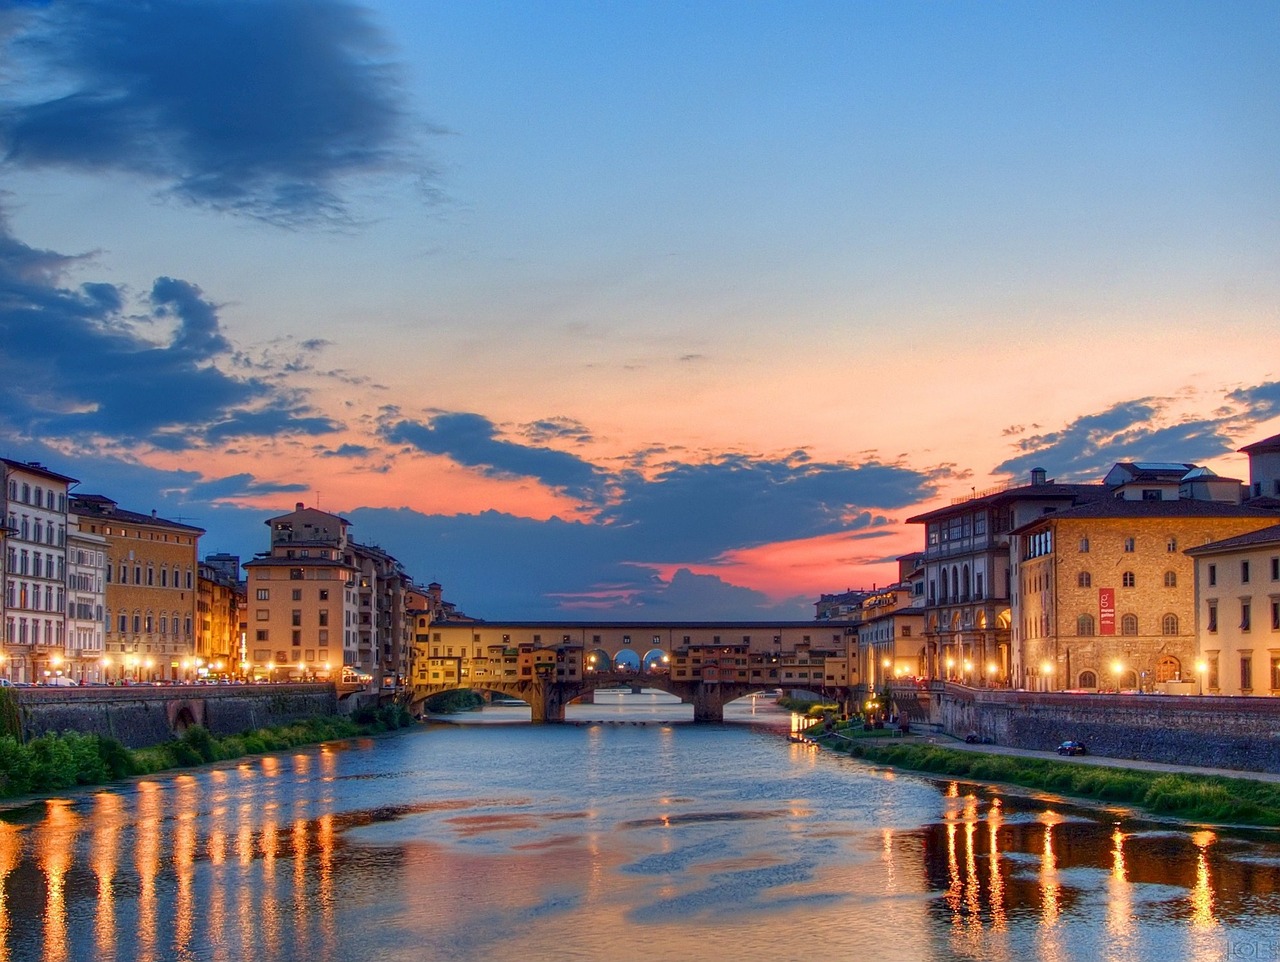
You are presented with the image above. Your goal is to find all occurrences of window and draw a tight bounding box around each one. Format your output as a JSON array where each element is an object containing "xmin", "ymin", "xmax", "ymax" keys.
[
  {"xmin": 256, "ymin": 609, "xmax": 269, "ymax": 621},
  {"xmin": 1208, "ymin": 564, "xmax": 1217, "ymax": 586},
  {"xmin": 1273, "ymin": 600, "xmax": 1280, "ymax": 631},
  {"xmin": 1208, "ymin": 602, "xmax": 1218, "ymax": 632},
  {"xmin": 1241, "ymin": 656, "xmax": 1253, "ymax": 691},
  {"xmin": 1164, "ymin": 571, "xmax": 1177, "ymax": 587},
  {"xmin": 1121, "ymin": 614, "xmax": 1138, "ymax": 635},
  {"xmin": 1166, "ymin": 538, "xmax": 1177, "ymax": 552},
  {"xmin": 1079, "ymin": 670, "xmax": 1097, "ymax": 689},
  {"xmin": 1142, "ymin": 489, "xmax": 1161, "ymax": 501},
  {"xmin": 1123, "ymin": 537, "xmax": 1135, "ymax": 553},
  {"xmin": 1078, "ymin": 571, "xmax": 1092, "ymax": 588},
  {"xmin": 1162, "ymin": 613, "xmax": 1179, "ymax": 635},
  {"xmin": 146, "ymin": 567, "xmax": 154, "ymax": 586},
  {"xmin": 292, "ymin": 588, "xmax": 302, "ymax": 601},
  {"xmin": 1273, "ymin": 557, "xmax": 1280, "ymax": 582},
  {"xmin": 1242, "ymin": 601, "xmax": 1252, "ymax": 632},
  {"xmin": 319, "ymin": 610, "xmax": 329, "ymax": 627},
  {"xmin": 292, "ymin": 630, "xmax": 301, "ymax": 646},
  {"xmin": 1122, "ymin": 571, "xmax": 1135, "ymax": 588},
  {"xmin": 290, "ymin": 568, "xmax": 304, "ymax": 580},
  {"xmin": 1079, "ymin": 537, "xmax": 1090, "ymax": 553},
  {"xmin": 319, "ymin": 589, "xmax": 329, "ymax": 601},
  {"xmin": 256, "ymin": 629, "xmax": 269, "ymax": 642},
  {"xmin": 1243, "ymin": 561, "xmax": 1251, "ymax": 584},
  {"xmin": 1272, "ymin": 657, "xmax": 1280, "ymax": 691},
  {"xmin": 1077, "ymin": 614, "xmax": 1095, "ymax": 636},
  {"xmin": 118, "ymin": 613, "xmax": 127, "ymax": 633},
  {"xmin": 1208, "ymin": 654, "xmax": 1219, "ymax": 690},
  {"xmin": 257, "ymin": 588, "xmax": 269, "ymax": 600}
]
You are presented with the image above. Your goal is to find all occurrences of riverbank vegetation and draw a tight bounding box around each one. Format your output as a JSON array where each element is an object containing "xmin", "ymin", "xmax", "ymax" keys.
[
  {"xmin": 775, "ymin": 696, "xmax": 840, "ymax": 717},
  {"xmin": 0, "ymin": 704, "xmax": 414, "ymax": 800},
  {"xmin": 822, "ymin": 737, "xmax": 1280, "ymax": 827}
]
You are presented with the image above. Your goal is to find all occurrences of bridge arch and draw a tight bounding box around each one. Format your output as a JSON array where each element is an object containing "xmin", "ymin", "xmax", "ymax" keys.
[
  {"xmin": 641, "ymin": 648, "xmax": 669, "ymax": 671},
  {"xmin": 585, "ymin": 649, "xmax": 611, "ymax": 673},
  {"xmin": 612, "ymin": 649, "xmax": 641, "ymax": 672}
]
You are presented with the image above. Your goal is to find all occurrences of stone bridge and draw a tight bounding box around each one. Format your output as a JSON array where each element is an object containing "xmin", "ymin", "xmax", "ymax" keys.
[
  {"xmin": 11, "ymin": 683, "xmax": 340, "ymax": 748},
  {"xmin": 411, "ymin": 670, "xmax": 784, "ymax": 723}
]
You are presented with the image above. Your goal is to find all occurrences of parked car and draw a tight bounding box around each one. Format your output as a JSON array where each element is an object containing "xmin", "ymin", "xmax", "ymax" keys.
[{"xmin": 1056, "ymin": 740, "xmax": 1088, "ymax": 756}]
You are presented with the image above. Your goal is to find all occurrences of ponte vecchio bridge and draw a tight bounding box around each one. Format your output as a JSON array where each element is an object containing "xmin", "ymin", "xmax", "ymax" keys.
[{"xmin": 409, "ymin": 621, "xmax": 857, "ymax": 722}]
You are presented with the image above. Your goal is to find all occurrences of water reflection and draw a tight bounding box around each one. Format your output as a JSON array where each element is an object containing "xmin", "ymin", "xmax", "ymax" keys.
[{"xmin": 0, "ymin": 706, "xmax": 1278, "ymax": 962}]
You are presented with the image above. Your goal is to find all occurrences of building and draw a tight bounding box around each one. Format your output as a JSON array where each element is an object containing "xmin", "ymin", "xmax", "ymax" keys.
[
  {"xmin": 243, "ymin": 504, "xmax": 359, "ymax": 680},
  {"xmin": 65, "ymin": 512, "xmax": 107, "ymax": 682},
  {"xmin": 1186, "ymin": 523, "xmax": 1280, "ymax": 696},
  {"xmin": 1011, "ymin": 499, "xmax": 1279, "ymax": 692},
  {"xmin": 854, "ymin": 584, "xmax": 925, "ymax": 693},
  {"xmin": 907, "ymin": 469, "xmax": 1109, "ymax": 686},
  {"xmin": 2, "ymin": 459, "xmax": 76, "ymax": 684},
  {"xmin": 1241, "ymin": 433, "xmax": 1280, "ymax": 503},
  {"xmin": 197, "ymin": 560, "xmax": 243, "ymax": 677},
  {"xmin": 71, "ymin": 494, "xmax": 204, "ymax": 683}
]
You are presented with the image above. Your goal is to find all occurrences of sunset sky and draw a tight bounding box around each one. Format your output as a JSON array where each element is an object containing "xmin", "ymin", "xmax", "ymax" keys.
[{"xmin": 2, "ymin": 0, "xmax": 1278, "ymax": 619}]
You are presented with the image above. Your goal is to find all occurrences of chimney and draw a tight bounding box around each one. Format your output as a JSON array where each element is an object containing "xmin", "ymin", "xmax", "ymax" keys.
[
  {"xmin": 1030, "ymin": 467, "xmax": 1047, "ymax": 486},
  {"xmin": 151, "ymin": 509, "xmax": 157, "ymax": 519},
  {"xmin": 296, "ymin": 502, "xmax": 305, "ymax": 511}
]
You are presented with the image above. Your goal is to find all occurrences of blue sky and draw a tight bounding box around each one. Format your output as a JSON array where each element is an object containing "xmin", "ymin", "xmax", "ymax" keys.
[{"xmin": 2, "ymin": 0, "xmax": 1278, "ymax": 618}]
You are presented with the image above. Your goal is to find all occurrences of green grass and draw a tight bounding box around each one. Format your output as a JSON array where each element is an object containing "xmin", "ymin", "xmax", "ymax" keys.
[
  {"xmin": 825, "ymin": 739, "xmax": 1280, "ymax": 827},
  {"xmin": 0, "ymin": 705, "xmax": 416, "ymax": 799}
]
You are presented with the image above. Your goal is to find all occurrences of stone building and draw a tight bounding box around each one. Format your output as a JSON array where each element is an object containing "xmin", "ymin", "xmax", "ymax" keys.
[
  {"xmin": 1186, "ymin": 523, "xmax": 1280, "ymax": 695},
  {"xmin": 65, "ymin": 512, "xmax": 107, "ymax": 682},
  {"xmin": 71, "ymin": 494, "xmax": 204, "ymax": 682},
  {"xmin": 2, "ymin": 459, "xmax": 76, "ymax": 683},
  {"xmin": 1011, "ymin": 500, "xmax": 1279, "ymax": 692},
  {"xmin": 906, "ymin": 469, "xmax": 1108, "ymax": 687},
  {"xmin": 855, "ymin": 584, "xmax": 925, "ymax": 693},
  {"xmin": 197, "ymin": 560, "xmax": 242, "ymax": 676},
  {"xmin": 243, "ymin": 504, "xmax": 358, "ymax": 680},
  {"xmin": 1241, "ymin": 433, "xmax": 1280, "ymax": 503}
]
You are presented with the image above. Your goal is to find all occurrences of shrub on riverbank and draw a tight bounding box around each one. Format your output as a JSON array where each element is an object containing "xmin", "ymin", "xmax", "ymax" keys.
[
  {"xmin": 776, "ymin": 696, "xmax": 839, "ymax": 717},
  {"xmin": 0, "ymin": 710, "xmax": 417, "ymax": 798},
  {"xmin": 834, "ymin": 740, "xmax": 1280, "ymax": 826}
]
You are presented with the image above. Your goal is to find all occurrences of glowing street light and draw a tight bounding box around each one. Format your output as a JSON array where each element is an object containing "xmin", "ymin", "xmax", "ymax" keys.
[{"xmin": 1196, "ymin": 659, "xmax": 1208, "ymax": 696}]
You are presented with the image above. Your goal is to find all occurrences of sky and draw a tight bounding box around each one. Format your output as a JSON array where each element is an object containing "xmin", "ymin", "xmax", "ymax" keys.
[{"xmin": 1, "ymin": 0, "xmax": 1278, "ymax": 620}]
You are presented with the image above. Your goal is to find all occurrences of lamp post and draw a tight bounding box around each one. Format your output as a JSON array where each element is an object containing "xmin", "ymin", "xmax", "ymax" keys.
[
  {"xmin": 1111, "ymin": 660, "xmax": 1125, "ymax": 693},
  {"xmin": 1196, "ymin": 659, "xmax": 1207, "ymax": 696},
  {"xmin": 1040, "ymin": 660, "xmax": 1055, "ymax": 693}
]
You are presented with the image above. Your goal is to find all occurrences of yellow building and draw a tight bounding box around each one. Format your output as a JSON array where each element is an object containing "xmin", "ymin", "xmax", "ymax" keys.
[
  {"xmin": 71, "ymin": 494, "xmax": 204, "ymax": 682},
  {"xmin": 1187, "ymin": 523, "xmax": 1280, "ymax": 695},
  {"xmin": 1011, "ymin": 500, "xmax": 1278, "ymax": 692},
  {"xmin": 197, "ymin": 561, "xmax": 242, "ymax": 676}
]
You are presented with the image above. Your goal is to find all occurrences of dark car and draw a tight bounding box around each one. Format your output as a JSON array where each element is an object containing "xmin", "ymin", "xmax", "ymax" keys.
[{"xmin": 1056, "ymin": 740, "xmax": 1087, "ymax": 756}]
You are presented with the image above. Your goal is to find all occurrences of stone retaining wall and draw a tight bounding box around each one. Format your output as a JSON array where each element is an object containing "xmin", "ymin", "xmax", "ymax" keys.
[
  {"xmin": 14, "ymin": 684, "xmax": 339, "ymax": 749},
  {"xmin": 892, "ymin": 683, "xmax": 1280, "ymax": 775}
]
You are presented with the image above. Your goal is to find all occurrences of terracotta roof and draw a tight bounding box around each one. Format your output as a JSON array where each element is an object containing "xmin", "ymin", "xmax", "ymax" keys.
[
  {"xmin": 1, "ymin": 458, "xmax": 78, "ymax": 485},
  {"xmin": 71, "ymin": 494, "xmax": 205, "ymax": 534},
  {"xmin": 1010, "ymin": 498, "xmax": 1280, "ymax": 534},
  {"xmin": 906, "ymin": 482, "xmax": 1105, "ymax": 524},
  {"xmin": 1239, "ymin": 432, "xmax": 1280, "ymax": 455},
  {"xmin": 1185, "ymin": 523, "xmax": 1280, "ymax": 555}
]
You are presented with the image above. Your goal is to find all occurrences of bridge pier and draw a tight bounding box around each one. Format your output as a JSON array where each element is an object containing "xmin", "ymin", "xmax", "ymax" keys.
[{"xmin": 691, "ymin": 683, "xmax": 725, "ymax": 723}]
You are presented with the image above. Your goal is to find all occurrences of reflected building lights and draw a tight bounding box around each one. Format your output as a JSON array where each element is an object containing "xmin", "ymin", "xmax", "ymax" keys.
[
  {"xmin": 987, "ymin": 801, "xmax": 1007, "ymax": 932},
  {"xmin": 0, "ymin": 816, "xmax": 22, "ymax": 962},
  {"xmin": 173, "ymin": 776, "xmax": 200, "ymax": 959},
  {"xmin": 38, "ymin": 800, "xmax": 79, "ymax": 962},
  {"xmin": 135, "ymin": 782, "xmax": 163, "ymax": 962},
  {"xmin": 92, "ymin": 792, "xmax": 123, "ymax": 958},
  {"xmin": 1190, "ymin": 830, "xmax": 1218, "ymax": 930}
]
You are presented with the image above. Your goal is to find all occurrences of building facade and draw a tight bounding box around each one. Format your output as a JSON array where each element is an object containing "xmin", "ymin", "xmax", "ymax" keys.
[
  {"xmin": 1187, "ymin": 524, "xmax": 1280, "ymax": 696},
  {"xmin": 1011, "ymin": 501, "xmax": 1279, "ymax": 692},
  {"xmin": 72, "ymin": 494, "xmax": 204, "ymax": 683},
  {"xmin": 65, "ymin": 515, "xmax": 107, "ymax": 682},
  {"xmin": 2, "ymin": 459, "xmax": 76, "ymax": 684},
  {"xmin": 907, "ymin": 469, "xmax": 1107, "ymax": 686}
]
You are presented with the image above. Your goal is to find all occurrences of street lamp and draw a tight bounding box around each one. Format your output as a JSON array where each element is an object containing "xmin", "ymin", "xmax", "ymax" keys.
[
  {"xmin": 1111, "ymin": 660, "xmax": 1125, "ymax": 692},
  {"xmin": 945, "ymin": 657, "xmax": 956, "ymax": 680},
  {"xmin": 1040, "ymin": 660, "xmax": 1055, "ymax": 692},
  {"xmin": 1196, "ymin": 659, "xmax": 1208, "ymax": 696}
]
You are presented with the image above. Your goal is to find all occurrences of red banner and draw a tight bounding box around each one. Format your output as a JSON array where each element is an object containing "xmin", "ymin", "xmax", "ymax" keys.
[{"xmin": 1099, "ymin": 587, "xmax": 1115, "ymax": 635}]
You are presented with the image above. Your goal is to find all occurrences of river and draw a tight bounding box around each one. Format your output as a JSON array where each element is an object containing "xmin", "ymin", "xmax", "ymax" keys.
[{"xmin": 1, "ymin": 690, "xmax": 1278, "ymax": 962}]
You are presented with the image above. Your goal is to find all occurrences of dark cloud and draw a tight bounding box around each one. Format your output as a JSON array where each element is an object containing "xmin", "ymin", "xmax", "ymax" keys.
[
  {"xmin": 993, "ymin": 399, "xmax": 1237, "ymax": 480},
  {"xmin": 320, "ymin": 443, "xmax": 374, "ymax": 459},
  {"xmin": 599, "ymin": 454, "xmax": 936, "ymax": 561},
  {"xmin": 380, "ymin": 412, "xmax": 610, "ymax": 503},
  {"xmin": 1228, "ymin": 380, "xmax": 1280, "ymax": 422},
  {"xmin": 188, "ymin": 473, "xmax": 308, "ymax": 501},
  {"xmin": 348, "ymin": 507, "xmax": 814, "ymax": 620},
  {"xmin": 0, "ymin": 212, "xmax": 341, "ymax": 448},
  {"xmin": 521, "ymin": 417, "xmax": 594, "ymax": 445},
  {"xmin": 1, "ymin": 0, "xmax": 420, "ymax": 225}
]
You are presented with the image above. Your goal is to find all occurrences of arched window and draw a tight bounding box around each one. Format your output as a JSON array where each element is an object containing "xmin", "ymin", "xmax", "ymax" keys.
[
  {"xmin": 1162, "ymin": 613, "xmax": 1178, "ymax": 635},
  {"xmin": 1079, "ymin": 670, "xmax": 1098, "ymax": 689},
  {"xmin": 1164, "ymin": 570, "xmax": 1177, "ymax": 587},
  {"xmin": 1122, "ymin": 571, "xmax": 1136, "ymax": 588},
  {"xmin": 1078, "ymin": 571, "xmax": 1092, "ymax": 588},
  {"xmin": 1077, "ymin": 614, "xmax": 1095, "ymax": 636},
  {"xmin": 1121, "ymin": 613, "xmax": 1138, "ymax": 635}
]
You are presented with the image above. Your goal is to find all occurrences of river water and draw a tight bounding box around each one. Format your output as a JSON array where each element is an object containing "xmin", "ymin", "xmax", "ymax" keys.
[{"xmin": 2, "ymin": 690, "xmax": 1279, "ymax": 962}]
